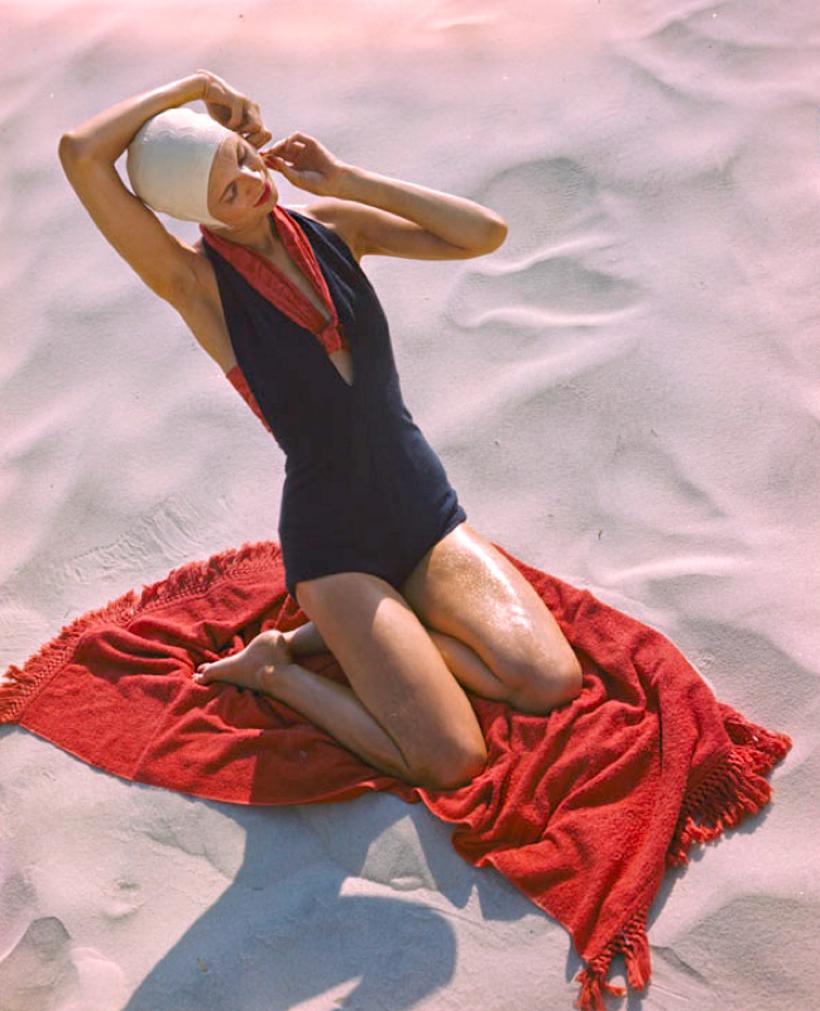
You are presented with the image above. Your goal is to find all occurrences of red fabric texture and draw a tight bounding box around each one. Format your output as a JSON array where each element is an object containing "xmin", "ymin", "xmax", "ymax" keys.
[
  {"xmin": 204, "ymin": 203, "xmax": 352, "ymax": 430},
  {"xmin": 0, "ymin": 539, "xmax": 792, "ymax": 1009},
  {"xmin": 199, "ymin": 204, "xmax": 351, "ymax": 356}
]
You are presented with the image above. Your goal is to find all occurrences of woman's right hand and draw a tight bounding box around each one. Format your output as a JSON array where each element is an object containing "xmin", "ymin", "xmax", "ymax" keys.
[{"xmin": 196, "ymin": 69, "xmax": 272, "ymax": 149}]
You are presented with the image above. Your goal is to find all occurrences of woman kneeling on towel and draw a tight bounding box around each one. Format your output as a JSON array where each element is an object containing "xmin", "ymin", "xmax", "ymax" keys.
[{"xmin": 58, "ymin": 70, "xmax": 583, "ymax": 792}]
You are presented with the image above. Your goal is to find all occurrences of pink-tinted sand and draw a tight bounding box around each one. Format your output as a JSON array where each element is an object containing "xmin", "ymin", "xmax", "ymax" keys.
[{"xmin": 1, "ymin": 2, "xmax": 816, "ymax": 1008}]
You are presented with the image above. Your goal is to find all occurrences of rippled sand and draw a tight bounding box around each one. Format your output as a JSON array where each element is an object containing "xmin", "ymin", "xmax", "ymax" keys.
[{"xmin": 0, "ymin": 1, "xmax": 816, "ymax": 1008}]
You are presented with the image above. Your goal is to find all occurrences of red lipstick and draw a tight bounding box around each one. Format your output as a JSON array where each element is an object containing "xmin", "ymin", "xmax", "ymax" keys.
[{"xmin": 254, "ymin": 180, "xmax": 271, "ymax": 207}]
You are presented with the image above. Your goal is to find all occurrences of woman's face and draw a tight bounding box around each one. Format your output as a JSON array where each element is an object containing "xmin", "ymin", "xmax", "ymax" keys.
[{"xmin": 207, "ymin": 133, "xmax": 277, "ymax": 227}]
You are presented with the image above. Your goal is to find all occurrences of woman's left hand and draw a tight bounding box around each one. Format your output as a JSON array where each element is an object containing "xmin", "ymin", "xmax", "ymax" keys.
[{"xmin": 261, "ymin": 132, "xmax": 349, "ymax": 197}]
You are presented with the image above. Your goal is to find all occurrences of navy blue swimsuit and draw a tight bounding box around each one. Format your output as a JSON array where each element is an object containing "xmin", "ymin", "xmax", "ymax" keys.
[{"xmin": 201, "ymin": 207, "xmax": 467, "ymax": 603}]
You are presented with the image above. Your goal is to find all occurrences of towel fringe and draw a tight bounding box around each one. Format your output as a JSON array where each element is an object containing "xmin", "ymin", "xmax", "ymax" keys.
[
  {"xmin": 0, "ymin": 539, "xmax": 283, "ymax": 725},
  {"xmin": 134, "ymin": 538, "xmax": 282, "ymax": 612},
  {"xmin": 572, "ymin": 701, "xmax": 792, "ymax": 1010},
  {"xmin": 573, "ymin": 905, "xmax": 650, "ymax": 1011},
  {"xmin": 666, "ymin": 702, "xmax": 793, "ymax": 868}
]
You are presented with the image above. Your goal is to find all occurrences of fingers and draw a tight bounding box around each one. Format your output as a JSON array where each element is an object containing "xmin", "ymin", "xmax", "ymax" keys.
[
  {"xmin": 265, "ymin": 138, "xmax": 293, "ymax": 157},
  {"xmin": 263, "ymin": 139, "xmax": 310, "ymax": 173},
  {"xmin": 265, "ymin": 132, "xmax": 313, "ymax": 155},
  {"xmin": 267, "ymin": 155, "xmax": 293, "ymax": 179},
  {"xmin": 200, "ymin": 73, "xmax": 271, "ymax": 138},
  {"xmin": 228, "ymin": 105, "xmax": 253, "ymax": 132},
  {"xmin": 220, "ymin": 95, "xmax": 266, "ymax": 136},
  {"xmin": 244, "ymin": 126, "xmax": 272, "ymax": 148},
  {"xmin": 212, "ymin": 103, "xmax": 240, "ymax": 130}
]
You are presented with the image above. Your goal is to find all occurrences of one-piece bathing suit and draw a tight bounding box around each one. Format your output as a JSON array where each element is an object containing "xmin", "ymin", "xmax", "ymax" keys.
[{"xmin": 200, "ymin": 204, "xmax": 467, "ymax": 602}]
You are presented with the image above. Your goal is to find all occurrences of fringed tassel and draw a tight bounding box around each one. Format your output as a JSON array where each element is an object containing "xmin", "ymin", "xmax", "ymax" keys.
[
  {"xmin": 719, "ymin": 701, "xmax": 793, "ymax": 771},
  {"xmin": 574, "ymin": 970, "xmax": 626, "ymax": 1011},
  {"xmin": 0, "ymin": 539, "xmax": 283, "ymax": 725},
  {"xmin": 667, "ymin": 703, "xmax": 793, "ymax": 868},
  {"xmin": 1, "ymin": 588, "xmax": 140, "ymax": 725},
  {"xmin": 132, "ymin": 538, "xmax": 282, "ymax": 612},
  {"xmin": 574, "ymin": 906, "xmax": 650, "ymax": 1010}
]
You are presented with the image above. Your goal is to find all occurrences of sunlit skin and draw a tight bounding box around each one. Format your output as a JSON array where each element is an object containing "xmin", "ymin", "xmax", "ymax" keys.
[
  {"xmin": 192, "ymin": 121, "xmax": 583, "ymax": 786},
  {"xmin": 57, "ymin": 69, "xmax": 579, "ymax": 790},
  {"xmin": 189, "ymin": 91, "xmax": 582, "ymax": 790},
  {"xmin": 205, "ymin": 133, "xmax": 281, "ymax": 254}
]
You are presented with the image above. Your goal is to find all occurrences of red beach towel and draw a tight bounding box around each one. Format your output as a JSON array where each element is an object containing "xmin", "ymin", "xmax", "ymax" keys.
[{"xmin": 0, "ymin": 538, "xmax": 792, "ymax": 1009}]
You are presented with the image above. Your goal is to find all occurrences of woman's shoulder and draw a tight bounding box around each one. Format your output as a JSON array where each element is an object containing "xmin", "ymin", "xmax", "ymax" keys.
[
  {"xmin": 286, "ymin": 202, "xmax": 362, "ymax": 264},
  {"xmin": 191, "ymin": 202, "xmax": 361, "ymax": 267}
]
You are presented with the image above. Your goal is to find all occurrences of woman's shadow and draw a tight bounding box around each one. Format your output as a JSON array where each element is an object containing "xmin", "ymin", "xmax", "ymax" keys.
[{"xmin": 122, "ymin": 776, "xmax": 547, "ymax": 1011}]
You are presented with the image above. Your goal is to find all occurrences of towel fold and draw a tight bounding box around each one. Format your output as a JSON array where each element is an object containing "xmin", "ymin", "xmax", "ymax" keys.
[{"xmin": 0, "ymin": 538, "xmax": 792, "ymax": 1009}]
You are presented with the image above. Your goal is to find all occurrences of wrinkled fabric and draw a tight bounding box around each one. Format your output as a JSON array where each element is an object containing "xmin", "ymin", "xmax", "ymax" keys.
[{"xmin": 1, "ymin": 538, "xmax": 792, "ymax": 1009}]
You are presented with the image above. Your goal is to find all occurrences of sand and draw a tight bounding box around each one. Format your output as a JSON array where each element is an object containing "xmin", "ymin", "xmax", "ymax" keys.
[{"xmin": 1, "ymin": 0, "xmax": 817, "ymax": 1008}]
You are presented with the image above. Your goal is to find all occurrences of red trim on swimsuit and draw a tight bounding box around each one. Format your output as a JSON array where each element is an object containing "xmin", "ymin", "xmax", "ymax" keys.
[
  {"xmin": 224, "ymin": 363, "xmax": 274, "ymax": 435},
  {"xmin": 200, "ymin": 204, "xmax": 351, "ymax": 431},
  {"xmin": 199, "ymin": 203, "xmax": 350, "ymax": 354}
]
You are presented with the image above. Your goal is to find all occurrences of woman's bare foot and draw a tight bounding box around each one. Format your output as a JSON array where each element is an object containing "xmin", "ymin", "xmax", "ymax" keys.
[{"xmin": 193, "ymin": 629, "xmax": 293, "ymax": 692}]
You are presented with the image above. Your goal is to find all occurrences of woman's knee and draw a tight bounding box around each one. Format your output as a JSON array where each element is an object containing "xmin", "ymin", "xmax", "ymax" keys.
[
  {"xmin": 408, "ymin": 735, "xmax": 488, "ymax": 792},
  {"xmin": 504, "ymin": 648, "xmax": 583, "ymax": 714}
]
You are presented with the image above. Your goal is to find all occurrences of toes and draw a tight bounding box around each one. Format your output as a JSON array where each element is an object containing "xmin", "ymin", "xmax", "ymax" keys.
[{"xmin": 193, "ymin": 662, "xmax": 211, "ymax": 683}]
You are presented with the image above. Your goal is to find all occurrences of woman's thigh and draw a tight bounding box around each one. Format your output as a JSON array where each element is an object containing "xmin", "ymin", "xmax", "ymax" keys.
[
  {"xmin": 399, "ymin": 522, "xmax": 582, "ymax": 702},
  {"xmin": 294, "ymin": 571, "xmax": 487, "ymax": 777}
]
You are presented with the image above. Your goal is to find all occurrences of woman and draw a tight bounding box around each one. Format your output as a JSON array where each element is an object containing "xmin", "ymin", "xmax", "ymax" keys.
[{"xmin": 58, "ymin": 70, "xmax": 582, "ymax": 792}]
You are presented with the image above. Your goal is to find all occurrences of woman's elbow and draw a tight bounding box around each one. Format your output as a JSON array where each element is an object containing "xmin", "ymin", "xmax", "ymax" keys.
[
  {"xmin": 474, "ymin": 218, "xmax": 508, "ymax": 256},
  {"xmin": 58, "ymin": 133, "xmax": 90, "ymax": 168},
  {"xmin": 489, "ymin": 219, "xmax": 508, "ymax": 249}
]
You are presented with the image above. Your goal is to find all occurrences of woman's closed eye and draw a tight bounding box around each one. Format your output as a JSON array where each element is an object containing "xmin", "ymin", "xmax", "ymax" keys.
[{"xmin": 227, "ymin": 149, "xmax": 250, "ymax": 202}]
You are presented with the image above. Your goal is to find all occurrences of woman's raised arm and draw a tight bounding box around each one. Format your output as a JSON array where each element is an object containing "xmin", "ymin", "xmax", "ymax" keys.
[{"xmin": 58, "ymin": 73, "xmax": 213, "ymax": 304}]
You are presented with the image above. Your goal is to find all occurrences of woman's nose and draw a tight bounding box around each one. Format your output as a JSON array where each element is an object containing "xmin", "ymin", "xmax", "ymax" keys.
[
  {"xmin": 239, "ymin": 165, "xmax": 264, "ymax": 199},
  {"xmin": 238, "ymin": 164, "xmax": 260, "ymax": 188}
]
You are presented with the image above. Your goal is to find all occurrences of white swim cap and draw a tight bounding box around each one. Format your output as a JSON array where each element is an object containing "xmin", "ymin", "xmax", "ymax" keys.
[{"xmin": 126, "ymin": 107, "xmax": 234, "ymax": 227}]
